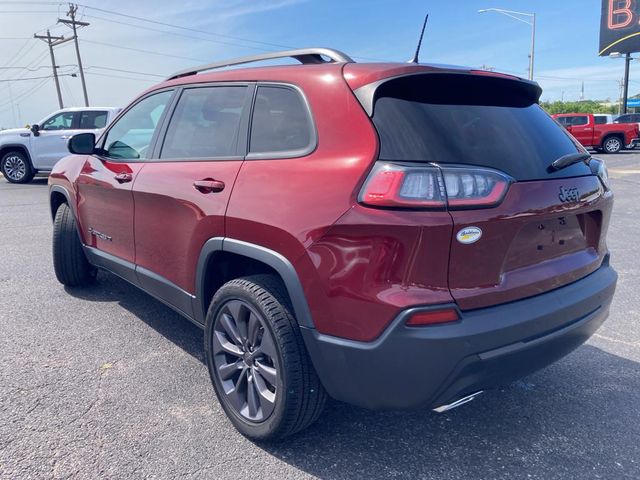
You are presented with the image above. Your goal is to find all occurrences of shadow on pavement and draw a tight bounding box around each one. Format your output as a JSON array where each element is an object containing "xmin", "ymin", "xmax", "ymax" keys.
[{"xmin": 66, "ymin": 271, "xmax": 640, "ymax": 479}]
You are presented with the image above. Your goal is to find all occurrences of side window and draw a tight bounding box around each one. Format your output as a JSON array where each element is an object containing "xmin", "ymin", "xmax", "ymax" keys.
[
  {"xmin": 249, "ymin": 85, "xmax": 314, "ymax": 155},
  {"xmin": 616, "ymin": 115, "xmax": 629, "ymax": 123},
  {"xmin": 594, "ymin": 116, "xmax": 606, "ymax": 125},
  {"xmin": 160, "ymin": 86, "xmax": 247, "ymax": 159},
  {"xmin": 79, "ymin": 111, "xmax": 108, "ymax": 129},
  {"xmin": 41, "ymin": 112, "xmax": 75, "ymax": 131},
  {"xmin": 572, "ymin": 116, "xmax": 588, "ymax": 126},
  {"xmin": 102, "ymin": 90, "xmax": 173, "ymax": 160},
  {"xmin": 556, "ymin": 117, "xmax": 570, "ymax": 127}
]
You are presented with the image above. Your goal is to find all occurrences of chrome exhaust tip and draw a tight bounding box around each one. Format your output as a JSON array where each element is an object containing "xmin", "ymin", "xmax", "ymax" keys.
[{"xmin": 432, "ymin": 391, "xmax": 484, "ymax": 413}]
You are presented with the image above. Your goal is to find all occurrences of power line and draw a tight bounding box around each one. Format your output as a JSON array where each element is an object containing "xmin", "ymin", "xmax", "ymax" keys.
[
  {"xmin": 81, "ymin": 39, "xmax": 208, "ymax": 63},
  {"xmin": 0, "ymin": 73, "xmax": 76, "ymax": 83},
  {"xmin": 85, "ymin": 72, "xmax": 156, "ymax": 83},
  {"xmin": 85, "ymin": 65, "xmax": 165, "ymax": 78},
  {"xmin": 78, "ymin": 4, "xmax": 295, "ymax": 50},
  {"xmin": 81, "ymin": 13, "xmax": 273, "ymax": 52}
]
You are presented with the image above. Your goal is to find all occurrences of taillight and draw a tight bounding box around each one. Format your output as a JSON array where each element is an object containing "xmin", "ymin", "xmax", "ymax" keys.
[
  {"xmin": 590, "ymin": 158, "xmax": 611, "ymax": 190},
  {"xmin": 359, "ymin": 162, "xmax": 512, "ymax": 210}
]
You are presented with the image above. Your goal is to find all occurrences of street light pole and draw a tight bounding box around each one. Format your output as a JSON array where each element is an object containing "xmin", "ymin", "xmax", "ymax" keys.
[
  {"xmin": 623, "ymin": 52, "xmax": 631, "ymax": 114},
  {"xmin": 479, "ymin": 8, "xmax": 536, "ymax": 81}
]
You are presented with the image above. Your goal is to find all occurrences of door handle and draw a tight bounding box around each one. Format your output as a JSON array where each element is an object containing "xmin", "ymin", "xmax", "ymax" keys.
[
  {"xmin": 194, "ymin": 178, "xmax": 225, "ymax": 194},
  {"xmin": 114, "ymin": 172, "xmax": 133, "ymax": 183}
]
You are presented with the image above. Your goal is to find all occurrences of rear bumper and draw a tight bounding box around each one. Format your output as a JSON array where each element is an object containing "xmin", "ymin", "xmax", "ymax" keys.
[
  {"xmin": 301, "ymin": 260, "xmax": 617, "ymax": 410},
  {"xmin": 628, "ymin": 138, "xmax": 640, "ymax": 148}
]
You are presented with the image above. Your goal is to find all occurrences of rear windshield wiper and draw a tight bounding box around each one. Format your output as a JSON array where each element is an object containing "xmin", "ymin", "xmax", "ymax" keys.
[{"xmin": 548, "ymin": 152, "xmax": 591, "ymax": 172}]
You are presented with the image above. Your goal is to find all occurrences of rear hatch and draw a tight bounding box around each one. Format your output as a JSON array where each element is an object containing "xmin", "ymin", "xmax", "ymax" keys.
[{"xmin": 352, "ymin": 69, "xmax": 612, "ymax": 310}]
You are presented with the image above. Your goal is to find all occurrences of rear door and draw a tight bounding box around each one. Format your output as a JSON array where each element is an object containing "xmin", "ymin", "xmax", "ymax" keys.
[
  {"xmin": 131, "ymin": 84, "xmax": 251, "ymax": 302},
  {"xmin": 370, "ymin": 73, "xmax": 611, "ymax": 310}
]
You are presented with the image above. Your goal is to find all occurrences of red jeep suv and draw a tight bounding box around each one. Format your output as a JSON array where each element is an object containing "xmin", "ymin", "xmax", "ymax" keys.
[{"xmin": 48, "ymin": 48, "xmax": 617, "ymax": 441}]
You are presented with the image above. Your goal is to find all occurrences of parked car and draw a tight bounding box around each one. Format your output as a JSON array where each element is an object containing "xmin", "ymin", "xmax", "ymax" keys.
[
  {"xmin": 613, "ymin": 112, "xmax": 640, "ymax": 128},
  {"xmin": 48, "ymin": 48, "xmax": 617, "ymax": 441},
  {"xmin": 552, "ymin": 113, "xmax": 639, "ymax": 153},
  {"xmin": 593, "ymin": 113, "xmax": 615, "ymax": 124},
  {"xmin": 0, "ymin": 107, "xmax": 121, "ymax": 183}
]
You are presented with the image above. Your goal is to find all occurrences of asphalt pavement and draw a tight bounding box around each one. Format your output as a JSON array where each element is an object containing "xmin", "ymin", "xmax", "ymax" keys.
[{"xmin": 1, "ymin": 155, "xmax": 639, "ymax": 479}]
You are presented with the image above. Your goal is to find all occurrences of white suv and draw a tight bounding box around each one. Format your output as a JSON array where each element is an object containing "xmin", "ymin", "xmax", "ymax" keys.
[{"xmin": 0, "ymin": 107, "xmax": 120, "ymax": 183}]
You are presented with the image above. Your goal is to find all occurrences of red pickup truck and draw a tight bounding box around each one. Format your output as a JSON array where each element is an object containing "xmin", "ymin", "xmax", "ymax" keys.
[{"xmin": 552, "ymin": 113, "xmax": 639, "ymax": 153}]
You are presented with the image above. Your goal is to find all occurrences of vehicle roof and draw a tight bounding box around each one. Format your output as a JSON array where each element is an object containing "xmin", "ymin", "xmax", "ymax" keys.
[
  {"xmin": 55, "ymin": 107, "xmax": 120, "ymax": 112},
  {"xmin": 148, "ymin": 61, "xmax": 528, "ymax": 93},
  {"xmin": 552, "ymin": 113, "xmax": 593, "ymax": 117}
]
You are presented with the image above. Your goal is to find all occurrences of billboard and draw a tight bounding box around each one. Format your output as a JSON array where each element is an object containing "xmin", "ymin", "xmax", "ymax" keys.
[{"xmin": 600, "ymin": 0, "xmax": 640, "ymax": 56}]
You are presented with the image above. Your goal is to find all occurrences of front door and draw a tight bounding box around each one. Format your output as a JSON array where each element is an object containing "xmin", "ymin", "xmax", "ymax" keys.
[
  {"xmin": 132, "ymin": 84, "xmax": 251, "ymax": 299},
  {"xmin": 75, "ymin": 90, "xmax": 175, "ymax": 271},
  {"xmin": 32, "ymin": 111, "xmax": 78, "ymax": 169}
]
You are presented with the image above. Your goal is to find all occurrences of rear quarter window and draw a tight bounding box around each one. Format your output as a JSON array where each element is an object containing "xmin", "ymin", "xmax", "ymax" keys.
[{"xmin": 248, "ymin": 85, "xmax": 315, "ymax": 158}]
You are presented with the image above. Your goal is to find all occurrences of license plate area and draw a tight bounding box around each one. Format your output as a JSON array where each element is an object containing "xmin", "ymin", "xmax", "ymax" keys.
[{"xmin": 504, "ymin": 213, "xmax": 598, "ymax": 271}]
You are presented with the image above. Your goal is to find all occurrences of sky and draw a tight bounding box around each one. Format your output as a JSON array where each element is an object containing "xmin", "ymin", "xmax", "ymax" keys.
[{"xmin": 0, "ymin": 0, "xmax": 634, "ymax": 128}]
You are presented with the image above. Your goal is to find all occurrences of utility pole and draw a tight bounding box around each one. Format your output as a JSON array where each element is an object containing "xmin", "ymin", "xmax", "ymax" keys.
[
  {"xmin": 34, "ymin": 29, "xmax": 71, "ymax": 109},
  {"xmin": 58, "ymin": 3, "xmax": 89, "ymax": 106}
]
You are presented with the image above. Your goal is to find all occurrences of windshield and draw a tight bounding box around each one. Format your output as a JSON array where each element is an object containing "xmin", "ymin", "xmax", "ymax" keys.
[{"xmin": 371, "ymin": 74, "xmax": 592, "ymax": 181}]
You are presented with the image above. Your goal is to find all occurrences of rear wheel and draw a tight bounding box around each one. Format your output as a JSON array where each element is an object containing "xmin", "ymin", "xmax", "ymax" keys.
[
  {"xmin": 602, "ymin": 136, "xmax": 622, "ymax": 154},
  {"xmin": 1, "ymin": 151, "xmax": 34, "ymax": 183},
  {"xmin": 204, "ymin": 275, "xmax": 326, "ymax": 441},
  {"xmin": 52, "ymin": 203, "xmax": 96, "ymax": 286}
]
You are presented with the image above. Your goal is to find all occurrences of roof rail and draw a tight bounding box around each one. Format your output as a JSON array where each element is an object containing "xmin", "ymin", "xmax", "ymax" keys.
[{"xmin": 166, "ymin": 48, "xmax": 355, "ymax": 80}]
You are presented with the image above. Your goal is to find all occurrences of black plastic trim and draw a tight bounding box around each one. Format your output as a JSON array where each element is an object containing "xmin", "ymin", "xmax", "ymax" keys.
[
  {"xmin": 353, "ymin": 70, "xmax": 543, "ymax": 117},
  {"xmin": 84, "ymin": 246, "xmax": 139, "ymax": 285},
  {"xmin": 136, "ymin": 265, "xmax": 195, "ymax": 319},
  {"xmin": 83, "ymin": 246, "xmax": 201, "ymax": 327},
  {"xmin": 300, "ymin": 262, "xmax": 617, "ymax": 410},
  {"xmin": 193, "ymin": 237, "xmax": 314, "ymax": 328}
]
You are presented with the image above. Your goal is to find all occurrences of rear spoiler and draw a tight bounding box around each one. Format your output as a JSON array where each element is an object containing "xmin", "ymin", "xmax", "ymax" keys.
[{"xmin": 352, "ymin": 71, "xmax": 543, "ymax": 117}]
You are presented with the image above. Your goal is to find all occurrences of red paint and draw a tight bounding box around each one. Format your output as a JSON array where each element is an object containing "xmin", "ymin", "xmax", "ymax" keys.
[{"xmin": 49, "ymin": 61, "xmax": 615, "ymax": 343}]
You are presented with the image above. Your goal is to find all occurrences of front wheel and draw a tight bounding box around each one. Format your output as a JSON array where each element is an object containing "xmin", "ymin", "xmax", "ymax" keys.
[
  {"xmin": 52, "ymin": 203, "xmax": 96, "ymax": 287},
  {"xmin": 602, "ymin": 136, "xmax": 622, "ymax": 154},
  {"xmin": 204, "ymin": 275, "xmax": 326, "ymax": 441},
  {"xmin": 1, "ymin": 151, "xmax": 34, "ymax": 183}
]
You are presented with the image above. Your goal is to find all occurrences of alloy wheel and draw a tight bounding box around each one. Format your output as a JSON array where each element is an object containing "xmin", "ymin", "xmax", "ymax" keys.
[
  {"xmin": 3, "ymin": 155, "xmax": 27, "ymax": 181},
  {"xmin": 212, "ymin": 299, "xmax": 279, "ymax": 422},
  {"xmin": 605, "ymin": 138, "xmax": 621, "ymax": 153}
]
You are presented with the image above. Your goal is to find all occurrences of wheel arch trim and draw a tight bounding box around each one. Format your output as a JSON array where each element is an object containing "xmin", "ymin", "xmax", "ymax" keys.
[
  {"xmin": 195, "ymin": 237, "xmax": 315, "ymax": 328},
  {"xmin": 49, "ymin": 185, "xmax": 77, "ymax": 221},
  {"xmin": 0, "ymin": 143, "xmax": 35, "ymax": 170}
]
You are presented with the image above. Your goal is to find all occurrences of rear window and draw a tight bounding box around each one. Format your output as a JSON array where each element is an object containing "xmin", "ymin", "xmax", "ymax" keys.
[{"xmin": 371, "ymin": 74, "xmax": 592, "ymax": 180}]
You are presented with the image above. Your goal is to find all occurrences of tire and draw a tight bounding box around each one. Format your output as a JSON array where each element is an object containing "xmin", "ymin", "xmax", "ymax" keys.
[
  {"xmin": 1, "ymin": 150, "xmax": 35, "ymax": 183},
  {"xmin": 52, "ymin": 203, "xmax": 96, "ymax": 287},
  {"xmin": 602, "ymin": 136, "xmax": 622, "ymax": 154},
  {"xmin": 204, "ymin": 275, "xmax": 326, "ymax": 441}
]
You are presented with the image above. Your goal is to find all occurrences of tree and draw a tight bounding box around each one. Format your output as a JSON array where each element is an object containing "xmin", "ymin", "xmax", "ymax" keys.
[{"xmin": 539, "ymin": 100, "xmax": 618, "ymax": 115}]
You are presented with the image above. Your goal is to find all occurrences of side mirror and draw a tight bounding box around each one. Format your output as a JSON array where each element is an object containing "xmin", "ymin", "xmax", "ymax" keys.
[
  {"xmin": 30, "ymin": 124, "xmax": 40, "ymax": 137},
  {"xmin": 68, "ymin": 133, "xmax": 96, "ymax": 155}
]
